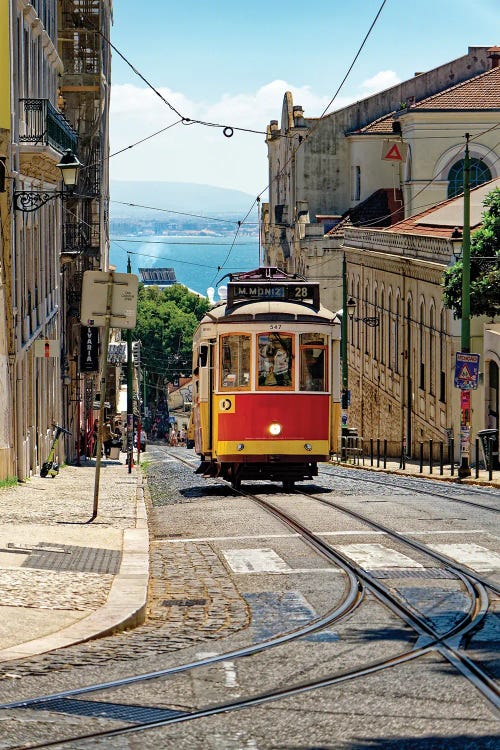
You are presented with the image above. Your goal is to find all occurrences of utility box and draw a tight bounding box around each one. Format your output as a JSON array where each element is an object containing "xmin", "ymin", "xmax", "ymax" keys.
[{"xmin": 477, "ymin": 429, "xmax": 499, "ymax": 470}]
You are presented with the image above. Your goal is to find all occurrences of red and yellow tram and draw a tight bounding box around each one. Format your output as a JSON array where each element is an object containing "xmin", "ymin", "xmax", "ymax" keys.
[{"xmin": 191, "ymin": 268, "xmax": 341, "ymax": 489}]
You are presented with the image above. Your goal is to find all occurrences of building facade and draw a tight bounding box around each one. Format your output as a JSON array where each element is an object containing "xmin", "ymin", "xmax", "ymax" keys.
[
  {"xmin": 262, "ymin": 47, "xmax": 500, "ymax": 458},
  {"xmin": 0, "ymin": 1, "xmax": 112, "ymax": 480},
  {"xmin": 263, "ymin": 47, "xmax": 500, "ymax": 314},
  {"xmin": 341, "ymin": 179, "xmax": 500, "ymax": 458}
]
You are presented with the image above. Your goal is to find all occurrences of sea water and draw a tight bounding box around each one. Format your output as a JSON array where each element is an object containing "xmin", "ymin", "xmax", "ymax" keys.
[{"xmin": 110, "ymin": 235, "xmax": 260, "ymax": 297}]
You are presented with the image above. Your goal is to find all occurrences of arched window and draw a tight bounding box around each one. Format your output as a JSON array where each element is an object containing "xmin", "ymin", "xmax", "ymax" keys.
[
  {"xmin": 387, "ymin": 292, "xmax": 392, "ymax": 370},
  {"xmin": 429, "ymin": 307, "xmax": 435, "ymax": 396},
  {"xmin": 394, "ymin": 294, "xmax": 400, "ymax": 374},
  {"xmin": 439, "ymin": 310, "xmax": 446, "ymax": 403},
  {"xmin": 380, "ymin": 291, "xmax": 385, "ymax": 365},
  {"xmin": 447, "ymin": 158, "xmax": 492, "ymax": 199},
  {"xmin": 419, "ymin": 302, "xmax": 425, "ymax": 390}
]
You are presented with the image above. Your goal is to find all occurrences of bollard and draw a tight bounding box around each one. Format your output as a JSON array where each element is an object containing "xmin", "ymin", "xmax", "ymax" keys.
[
  {"xmin": 488, "ymin": 438, "xmax": 493, "ymax": 481},
  {"xmin": 429, "ymin": 439, "xmax": 433, "ymax": 474},
  {"xmin": 450, "ymin": 438, "xmax": 455, "ymax": 476},
  {"xmin": 475, "ymin": 438, "xmax": 479, "ymax": 479},
  {"xmin": 439, "ymin": 442, "xmax": 444, "ymax": 475},
  {"xmin": 419, "ymin": 442, "xmax": 424, "ymax": 473},
  {"xmin": 383, "ymin": 439, "xmax": 387, "ymax": 469},
  {"xmin": 402, "ymin": 440, "xmax": 406, "ymax": 470},
  {"xmin": 370, "ymin": 439, "xmax": 374, "ymax": 466},
  {"xmin": 376, "ymin": 439, "xmax": 380, "ymax": 468}
]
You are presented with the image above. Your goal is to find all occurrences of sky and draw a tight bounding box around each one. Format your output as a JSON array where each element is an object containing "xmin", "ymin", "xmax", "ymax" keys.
[{"xmin": 109, "ymin": 0, "xmax": 498, "ymax": 198}]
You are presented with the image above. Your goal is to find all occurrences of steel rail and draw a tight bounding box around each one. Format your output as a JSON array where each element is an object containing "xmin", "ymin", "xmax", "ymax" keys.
[
  {"xmin": 303, "ymin": 488, "xmax": 500, "ymax": 597},
  {"xmin": 253, "ymin": 491, "xmax": 498, "ymax": 709},
  {"xmin": 319, "ymin": 464, "xmax": 500, "ymax": 514},
  {"xmin": 6, "ymin": 482, "xmax": 494, "ymax": 749}
]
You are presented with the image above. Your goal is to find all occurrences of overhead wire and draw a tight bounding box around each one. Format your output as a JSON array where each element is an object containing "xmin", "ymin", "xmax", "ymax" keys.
[{"xmin": 88, "ymin": 0, "xmax": 389, "ymax": 283}]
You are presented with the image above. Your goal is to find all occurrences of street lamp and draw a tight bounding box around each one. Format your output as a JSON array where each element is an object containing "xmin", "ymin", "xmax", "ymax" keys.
[{"xmin": 13, "ymin": 149, "xmax": 81, "ymax": 213}]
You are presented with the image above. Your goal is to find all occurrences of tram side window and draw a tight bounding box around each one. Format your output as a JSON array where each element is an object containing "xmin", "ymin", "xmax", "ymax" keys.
[
  {"xmin": 258, "ymin": 333, "xmax": 294, "ymax": 388},
  {"xmin": 300, "ymin": 333, "xmax": 327, "ymax": 391},
  {"xmin": 220, "ymin": 334, "xmax": 251, "ymax": 389}
]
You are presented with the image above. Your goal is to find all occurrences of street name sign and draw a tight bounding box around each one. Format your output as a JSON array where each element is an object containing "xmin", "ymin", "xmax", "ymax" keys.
[{"xmin": 454, "ymin": 352, "xmax": 480, "ymax": 390}]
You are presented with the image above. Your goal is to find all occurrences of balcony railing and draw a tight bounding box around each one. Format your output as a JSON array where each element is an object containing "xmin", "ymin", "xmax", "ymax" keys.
[{"xmin": 19, "ymin": 99, "xmax": 78, "ymax": 154}]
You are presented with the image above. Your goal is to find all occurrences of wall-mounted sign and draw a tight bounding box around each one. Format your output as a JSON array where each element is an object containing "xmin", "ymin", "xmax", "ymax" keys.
[
  {"xmin": 34, "ymin": 339, "xmax": 59, "ymax": 358},
  {"xmin": 381, "ymin": 140, "xmax": 408, "ymax": 162},
  {"xmin": 80, "ymin": 326, "xmax": 99, "ymax": 372}
]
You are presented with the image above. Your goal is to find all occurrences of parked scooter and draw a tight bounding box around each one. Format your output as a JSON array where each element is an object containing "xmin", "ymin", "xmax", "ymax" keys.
[{"xmin": 40, "ymin": 424, "xmax": 71, "ymax": 478}]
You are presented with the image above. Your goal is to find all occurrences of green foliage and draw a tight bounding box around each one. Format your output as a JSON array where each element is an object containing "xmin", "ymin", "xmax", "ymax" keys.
[
  {"xmin": 0, "ymin": 476, "xmax": 20, "ymax": 489},
  {"xmin": 442, "ymin": 187, "xmax": 500, "ymax": 319},
  {"xmin": 133, "ymin": 284, "xmax": 209, "ymax": 389}
]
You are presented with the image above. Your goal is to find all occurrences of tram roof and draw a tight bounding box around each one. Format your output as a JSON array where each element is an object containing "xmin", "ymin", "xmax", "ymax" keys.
[{"xmin": 200, "ymin": 300, "xmax": 340, "ymax": 327}]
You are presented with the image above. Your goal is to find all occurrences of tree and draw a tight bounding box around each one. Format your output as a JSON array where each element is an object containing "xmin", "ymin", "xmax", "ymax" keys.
[
  {"xmin": 132, "ymin": 284, "xmax": 210, "ymax": 411},
  {"xmin": 442, "ymin": 187, "xmax": 500, "ymax": 319}
]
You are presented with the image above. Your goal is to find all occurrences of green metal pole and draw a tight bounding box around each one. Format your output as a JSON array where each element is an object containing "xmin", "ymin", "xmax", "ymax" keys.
[
  {"xmin": 126, "ymin": 256, "xmax": 134, "ymax": 473},
  {"xmin": 341, "ymin": 254, "xmax": 348, "ymax": 460},
  {"xmin": 461, "ymin": 134, "xmax": 471, "ymax": 353},
  {"xmin": 458, "ymin": 133, "xmax": 471, "ymax": 478},
  {"xmin": 341, "ymin": 253, "xmax": 348, "ymax": 412}
]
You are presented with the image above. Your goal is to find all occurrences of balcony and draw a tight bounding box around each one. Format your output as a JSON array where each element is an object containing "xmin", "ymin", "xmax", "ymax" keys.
[{"xmin": 19, "ymin": 99, "xmax": 78, "ymax": 155}]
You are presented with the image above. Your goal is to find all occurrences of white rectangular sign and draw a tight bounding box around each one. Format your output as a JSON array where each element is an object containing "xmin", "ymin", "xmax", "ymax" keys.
[
  {"xmin": 34, "ymin": 339, "xmax": 59, "ymax": 358},
  {"xmin": 80, "ymin": 271, "xmax": 138, "ymax": 329}
]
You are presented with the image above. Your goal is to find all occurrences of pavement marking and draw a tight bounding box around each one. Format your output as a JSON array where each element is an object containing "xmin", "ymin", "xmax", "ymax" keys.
[
  {"xmin": 197, "ymin": 651, "xmax": 239, "ymax": 691},
  {"xmin": 222, "ymin": 548, "xmax": 291, "ymax": 573},
  {"xmin": 164, "ymin": 530, "xmax": 486, "ymax": 543},
  {"xmin": 335, "ymin": 543, "xmax": 423, "ymax": 569},
  {"xmin": 166, "ymin": 534, "xmax": 301, "ymax": 543},
  {"xmin": 244, "ymin": 591, "xmax": 339, "ymax": 643},
  {"xmin": 406, "ymin": 530, "xmax": 485, "ymax": 535},
  {"xmin": 229, "ymin": 567, "xmax": 341, "ymax": 575},
  {"xmin": 427, "ymin": 542, "xmax": 500, "ymax": 571}
]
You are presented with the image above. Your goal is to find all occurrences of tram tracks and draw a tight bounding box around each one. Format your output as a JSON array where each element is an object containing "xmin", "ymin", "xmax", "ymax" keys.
[
  {"xmin": 2, "ymin": 452, "xmax": 498, "ymax": 748},
  {"xmin": 319, "ymin": 464, "xmax": 500, "ymax": 514}
]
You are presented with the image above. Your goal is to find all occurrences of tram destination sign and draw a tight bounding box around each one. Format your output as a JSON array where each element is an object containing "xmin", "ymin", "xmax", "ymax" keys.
[{"xmin": 227, "ymin": 281, "xmax": 320, "ymax": 308}]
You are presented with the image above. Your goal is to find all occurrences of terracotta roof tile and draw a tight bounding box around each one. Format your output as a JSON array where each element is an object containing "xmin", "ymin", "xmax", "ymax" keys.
[
  {"xmin": 327, "ymin": 189, "xmax": 404, "ymax": 235},
  {"xmin": 351, "ymin": 66, "xmax": 500, "ymax": 135}
]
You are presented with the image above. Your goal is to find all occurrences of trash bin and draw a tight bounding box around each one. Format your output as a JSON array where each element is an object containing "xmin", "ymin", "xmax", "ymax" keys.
[
  {"xmin": 477, "ymin": 429, "xmax": 499, "ymax": 470},
  {"xmin": 341, "ymin": 426, "xmax": 358, "ymax": 461},
  {"xmin": 109, "ymin": 439, "xmax": 121, "ymax": 460}
]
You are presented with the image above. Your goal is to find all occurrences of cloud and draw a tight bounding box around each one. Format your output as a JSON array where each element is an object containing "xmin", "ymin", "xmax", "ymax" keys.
[
  {"xmin": 109, "ymin": 72, "xmax": 402, "ymax": 194},
  {"xmin": 360, "ymin": 70, "xmax": 401, "ymax": 94}
]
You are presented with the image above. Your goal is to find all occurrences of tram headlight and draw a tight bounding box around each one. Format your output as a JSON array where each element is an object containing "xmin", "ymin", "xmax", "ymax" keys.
[
  {"xmin": 304, "ymin": 443, "xmax": 313, "ymax": 451},
  {"xmin": 269, "ymin": 422, "xmax": 282, "ymax": 436},
  {"xmin": 237, "ymin": 443, "xmax": 245, "ymax": 451}
]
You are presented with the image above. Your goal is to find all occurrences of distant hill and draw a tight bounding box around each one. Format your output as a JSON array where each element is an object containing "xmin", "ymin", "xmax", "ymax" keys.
[{"xmin": 110, "ymin": 180, "xmax": 256, "ymax": 218}]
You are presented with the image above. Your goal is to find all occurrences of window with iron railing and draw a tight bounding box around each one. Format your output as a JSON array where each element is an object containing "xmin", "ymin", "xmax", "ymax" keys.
[{"xmin": 19, "ymin": 99, "xmax": 77, "ymax": 154}]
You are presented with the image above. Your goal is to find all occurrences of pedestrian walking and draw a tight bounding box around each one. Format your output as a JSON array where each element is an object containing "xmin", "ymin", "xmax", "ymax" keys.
[{"xmin": 102, "ymin": 419, "xmax": 117, "ymax": 458}]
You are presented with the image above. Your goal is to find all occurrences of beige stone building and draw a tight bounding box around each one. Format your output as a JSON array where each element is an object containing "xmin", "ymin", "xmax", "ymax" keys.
[
  {"xmin": 0, "ymin": 1, "xmax": 112, "ymax": 480},
  {"xmin": 342, "ymin": 179, "xmax": 500, "ymax": 457},
  {"xmin": 262, "ymin": 46, "xmax": 500, "ymax": 459}
]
